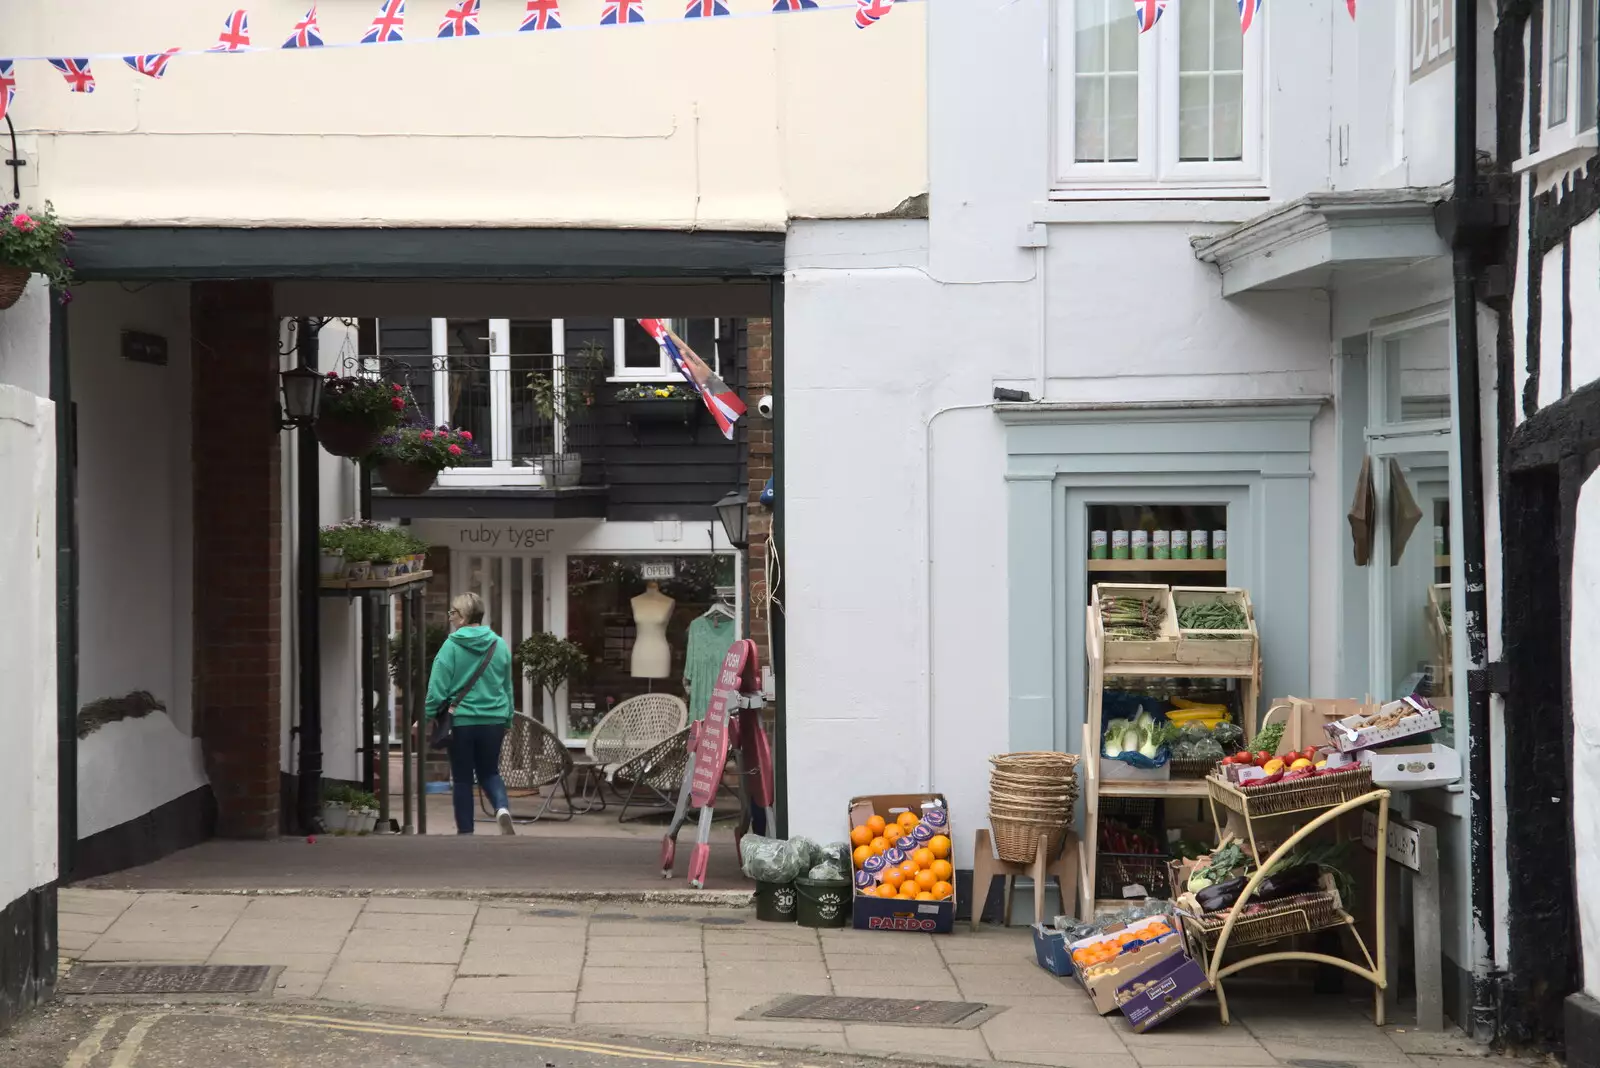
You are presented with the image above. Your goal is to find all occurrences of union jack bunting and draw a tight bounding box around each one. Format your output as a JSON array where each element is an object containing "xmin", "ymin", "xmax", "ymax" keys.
[
  {"xmin": 362, "ymin": 0, "xmax": 407, "ymax": 43},
  {"xmin": 1347, "ymin": 0, "xmax": 1356, "ymax": 16},
  {"xmin": 48, "ymin": 58, "xmax": 95, "ymax": 93},
  {"xmin": 0, "ymin": 62, "xmax": 14, "ymax": 123},
  {"xmin": 283, "ymin": 6, "xmax": 324, "ymax": 47},
  {"xmin": 854, "ymin": 0, "xmax": 894, "ymax": 30},
  {"xmin": 1238, "ymin": 0, "xmax": 1263, "ymax": 33},
  {"xmin": 685, "ymin": 0, "xmax": 729, "ymax": 15},
  {"xmin": 636, "ymin": 320, "xmax": 747, "ymax": 440},
  {"xmin": 520, "ymin": 0, "xmax": 561, "ymax": 29},
  {"xmin": 207, "ymin": 9, "xmax": 251, "ymax": 52},
  {"xmin": 772, "ymin": 0, "xmax": 818, "ymax": 8},
  {"xmin": 1134, "ymin": 0, "xmax": 1166, "ymax": 33},
  {"xmin": 438, "ymin": 0, "xmax": 480, "ymax": 37},
  {"xmin": 123, "ymin": 50, "xmax": 179, "ymax": 80},
  {"xmin": 600, "ymin": 0, "xmax": 645, "ymax": 25}
]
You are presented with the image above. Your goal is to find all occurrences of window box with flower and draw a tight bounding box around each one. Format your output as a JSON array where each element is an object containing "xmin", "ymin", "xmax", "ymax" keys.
[
  {"xmin": 0, "ymin": 202, "xmax": 76, "ymax": 309},
  {"xmin": 615, "ymin": 382, "xmax": 699, "ymax": 441},
  {"xmin": 369, "ymin": 423, "xmax": 481, "ymax": 496},
  {"xmin": 315, "ymin": 375, "xmax": 407, "ymax": 458}
]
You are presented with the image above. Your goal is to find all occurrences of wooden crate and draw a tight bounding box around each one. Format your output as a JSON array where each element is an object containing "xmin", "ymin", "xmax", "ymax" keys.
[
  {"xmin": 1091, "ymin": 583, "xmax": 1179, "ymax": 665},
  {"xmin": 1171, "ymin": 586, "xmax": 1257, "ymax": 669}
]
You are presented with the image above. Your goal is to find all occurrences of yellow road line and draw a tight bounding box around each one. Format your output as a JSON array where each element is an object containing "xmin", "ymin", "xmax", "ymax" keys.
[
  {"xmin": 108, "ymin": 1014, "xmax": 165, "ymax": 1068},
  {"xmin": 234, "ymin": 1011, "xmax": 772, "ymax": 1067},
  {"xmin": 63, "ymin": 1012, "xmax": 120, "ymax": 1068}
]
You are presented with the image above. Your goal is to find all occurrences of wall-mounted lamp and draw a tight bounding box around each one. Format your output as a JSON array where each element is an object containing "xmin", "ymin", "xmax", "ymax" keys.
[
  {"xmin": 715, "ymin": 490, "xmax": 749, "ymax": 550},
  {"xmin": 278, "ymin": 365, "xmax": 324, "ymax": 429}
]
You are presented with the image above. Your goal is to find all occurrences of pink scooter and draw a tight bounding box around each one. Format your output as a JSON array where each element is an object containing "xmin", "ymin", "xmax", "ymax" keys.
[{"xmin": 660, "ymin": 639, "xmax": 775, "ymax": 888}]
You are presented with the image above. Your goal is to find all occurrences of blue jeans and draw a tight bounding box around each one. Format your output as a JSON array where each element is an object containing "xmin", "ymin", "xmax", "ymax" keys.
[{"xmin": 448, "ymin": 723, "xmax": 510, "ymax": 834}]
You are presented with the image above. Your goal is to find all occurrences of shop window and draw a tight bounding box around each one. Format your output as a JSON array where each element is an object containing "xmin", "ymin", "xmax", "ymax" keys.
[
  {"xmin": 1380, "ymin": 319, "xmax": 1452, "ymax": 424},
  {"xmin": 1544, "ymin": 0, "xmax": 1599, "ymax": 139},
  {"xmin": 1055, "ymin": 0, "xmax": 1263, "ymax": 196},
  {"xmin": 610, "ymin": 318, "xmax": 719, "ymax": 382},
  {"xmin": 564, "ymin": 554, "xmax": 737, "ymax": 742}
]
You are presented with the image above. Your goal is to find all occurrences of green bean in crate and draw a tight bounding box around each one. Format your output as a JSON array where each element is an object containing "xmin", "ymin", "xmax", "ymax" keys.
[{"xmin": 1176, "ymin": 597, "xmax": 1248, "ymax": 633}]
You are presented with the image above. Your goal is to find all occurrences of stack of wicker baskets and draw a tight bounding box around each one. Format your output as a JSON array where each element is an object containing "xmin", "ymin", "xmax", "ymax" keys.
[{"xmin": 988, "ymin": 751, "xmax": 1080, "ymax": 864}]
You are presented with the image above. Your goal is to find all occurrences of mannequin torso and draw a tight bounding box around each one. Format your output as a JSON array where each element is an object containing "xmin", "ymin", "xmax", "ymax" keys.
[{"xmin": 630, "ymin": 583, "xmax": 675, "ymax": 678}]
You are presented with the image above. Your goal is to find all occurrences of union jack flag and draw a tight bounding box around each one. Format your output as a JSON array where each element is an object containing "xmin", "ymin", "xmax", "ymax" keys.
[
  {"xmin": 0, "ymin": 62, "xmax": 14, "ymax": 122},
  {"xmin": 362, "ymin": 0, "xmax": 407, "ymax": 43},
  {"xmin": 636, "ymin": 320, "xmax": 746, "ymax": 440},
  {"xmin": 48, "ymin": 58, "xmax": 95, "ymax": 93},
  {"xmin": 855, "ymin": 0, "xmax": 894, "ymax": 30},
  {"xmin": 1238, "ymin": 0, "xmax": 1263, "ymax": 33},
  {"xmin": 207, "ymin": 9, "xmax": 252, "ymax": 52},
  {"xmin": 123, "ymin": 50, "xmax": 179, "ymax": 80},
  {"xmin": 438, "ymin": 0, "xmax": 480, "ymax": 37},
  {"xmin": 1134, "ymin": 0, "xmax": 1166, "ymax": 33},
  {"xmin": 600, "ymin": 0, "xmax": 645, "ymax": 25},
  {"xmin": 685, "ymin": 0, "xmax": 729, "ymax": 15},
  {"xmin": 1347, "ymin": 0, "xmax": 1356, "ymax": 16},
  {"xmin": 283, "ymin": 6, "xmax": 324, "ymax": 47},
  {"xmin": 772, "ymin": 0, "xmax": 818, "ymax": 9},
  {"xmin": 520, "ymin": 0, "xmax": 561, "ymax": 29}
]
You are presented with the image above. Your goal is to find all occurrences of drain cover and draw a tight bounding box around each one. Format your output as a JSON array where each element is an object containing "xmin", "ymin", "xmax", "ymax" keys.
[
  {"xmin": 752, "ymin": 995, "xmax": 998, "ymax": 1029},
  {"xmin": 59, "ymin": 965, "xmax": 274, "ymax": 997}
]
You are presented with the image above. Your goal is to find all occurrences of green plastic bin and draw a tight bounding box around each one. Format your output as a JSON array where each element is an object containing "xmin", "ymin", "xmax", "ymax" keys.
[
  {"xmin": 754, "ymin": 880, "xmax": 798, "ymax": 923},
  {"xmin": 795, "ymin": 876, "xmax": 852, "ymax": 928}
]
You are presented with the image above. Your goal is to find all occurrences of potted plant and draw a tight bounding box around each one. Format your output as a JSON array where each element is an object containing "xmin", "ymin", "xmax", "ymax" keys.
[
  {"xmin": 318, "ymin": 545, "xmax": 345, "ymax": 580},
  {"xmin": 615, "ymin": 381, "xmax": 699, "ymax": 439},
  {"xmin": 0, "ymin": 202, "xmax": 75, "ymax": 310},
  {"xmin": 515, "ymin": 632, "xmax": 590, "ymax": 725},
  {"xmin": 319, "ymin": 784, "xmax": 351, "ymax": 832},
  {"xmin": 316, "ymin": 375, "xmax": 406, "ymax": 458},
  {"xmin": 525, "ymin": 341, "xmax": 604, "ymax": 488},
  {"xmin": 368, "ymin": 422, "xmax": 480, "ymax": 495}
]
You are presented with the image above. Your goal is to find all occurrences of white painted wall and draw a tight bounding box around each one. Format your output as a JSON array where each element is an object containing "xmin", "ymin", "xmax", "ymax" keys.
[
  {"xmin": 70, "ymin": 282, "xmax": 206, "ymax": 834},
  {"xmin": 0, "ymin": 363, "xmax": 58, "ymax": 905},
  {"xmin": 1571, "ymin": 471, "xmax": 1600, "ymax": 995},
  {"xmin": 0, "ymin": 280, "xmax": 52, "ymax": 396},
  {"xmin": 12, "ymin": 0, "xmax": 924, "ymax": 229}
]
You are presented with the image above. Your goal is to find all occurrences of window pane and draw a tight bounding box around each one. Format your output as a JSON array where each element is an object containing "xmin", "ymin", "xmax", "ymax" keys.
[
  {"xmin": 1179, "ymin": 0, "xmax": 1209, "ymax": 72},
  {"xmin": 509, "ymin": 319, "xmax": 552, "ymax": 355},
  {"xmin": 1213, "ymin": 0, "xmax": 1243, "ymax": 69},
  {"xmin": 1580, "ymin": 0, "xmax": 1597, "ymax": 130},
  {"xmin": 1552, "ymin": 0, "xmax": 1573, "ymax": 126},
  {"xmin": 622, "ymin": 319, "xmax": 663, "ymax": 370},
  {"xmin": 1382, "ymin": 321, "xmax": 1452, "ymax": 422},
  {"xmin": 439, "ymin": 319, "xmax": 490, "ymax": 459},
  {"xmin": 1214, "ymin": 73, "xmax": 1245, "ymax": 160},
  {"xmin": 1382, "ymin": 453, "xmax": 1453, "ymax": 706},
  {"xmin": 1073, "ymin": 0, "xmax": 1138, "ymax": 164},
  {"xmin": 444, "ymin": 318, "xmax": 490, "ymax": 356},
  {"xmin": 1179, "ymin": 74, "xmax": 1210, "ymax": 159},
  {"xmin": 1178, "ymin": 0, "xmax": 1244, "ymax": 162}
]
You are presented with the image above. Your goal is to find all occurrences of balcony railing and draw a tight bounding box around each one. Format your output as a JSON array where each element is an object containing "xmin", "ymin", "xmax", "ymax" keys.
[{"xmin": 374, "ymin": 355, "xmax": 604, "ymax": 488}]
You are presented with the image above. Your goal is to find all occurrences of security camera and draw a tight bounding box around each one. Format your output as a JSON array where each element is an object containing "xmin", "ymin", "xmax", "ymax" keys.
[{"xmin": 756, "ymin": 394, "xmax": 775, "ymax": 419}]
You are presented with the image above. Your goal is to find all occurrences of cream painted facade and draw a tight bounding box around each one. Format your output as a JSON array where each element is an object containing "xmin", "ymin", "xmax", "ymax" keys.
[{"xmin": 8, "ymin": 0, "xmax": 925, "ymax": 228}]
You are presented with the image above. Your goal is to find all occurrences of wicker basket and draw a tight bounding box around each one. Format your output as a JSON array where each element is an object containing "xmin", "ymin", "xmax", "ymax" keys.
[
  {"xmin": 1188, "ymin": 886, "xmax": 1346, "ymax": 950},
  {"xmin": 1208, "ymin": 765, "xmax": 1374, "ymax": 819},
  {"xmin": 988, "ymin": 813, "xmax": 1071, "ymax": 864},
  {"xmin": 0, "ymin": 265, "xmax": 30, "ymax": 310},
  {"xmin": 1169, "ymin": 757, "xmax": 1222, "ymax": 780},
  {"xmin": 377, "ymin": 459, "xmax": 440, "ymax": 496}
]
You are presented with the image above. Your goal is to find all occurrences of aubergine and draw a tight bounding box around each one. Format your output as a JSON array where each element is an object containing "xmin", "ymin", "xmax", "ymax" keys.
[
  {"xmin": 1252, "ymin": 863, "xmax": 1322, "ymax": 902},
  {"xmin": 1195, "ymin": 875, "xmax": 1248, "ymax": 913}
]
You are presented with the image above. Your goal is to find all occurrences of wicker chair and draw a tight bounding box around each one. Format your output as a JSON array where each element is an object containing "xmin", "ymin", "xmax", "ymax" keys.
[
  {"xmin": 485, "ymin": 712, "xmax": 577, "ymax": 823},
  {"xmin": 610, "ymin": 726, "xmax": 692, "ymax": 823},
  {"xmin": 586, "ymin": 693, "xmax": 688, "ymax": 790}
]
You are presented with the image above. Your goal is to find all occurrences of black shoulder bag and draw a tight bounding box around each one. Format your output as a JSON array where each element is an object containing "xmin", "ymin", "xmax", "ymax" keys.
[{"xmin": 429, "ymin": 644, "xmax": 498, "ymax": 750}]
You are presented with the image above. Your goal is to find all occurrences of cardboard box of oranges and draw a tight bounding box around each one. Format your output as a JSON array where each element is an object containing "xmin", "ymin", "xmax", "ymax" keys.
[{"xmin": 847, "ymin": 793, "xmax": 956, "ymax": 933}]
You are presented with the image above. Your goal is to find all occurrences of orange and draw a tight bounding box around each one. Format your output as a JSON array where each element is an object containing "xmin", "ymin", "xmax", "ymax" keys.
[
  {"xmin": 916, "ymin": 892, "xmax": 935, "ymax": 901},
  {"xmin": 850, "ymin": 825, "xmax": 873, "ymax": 848},
  {"xmin": 928, "ymin": 834, "xmax": 951, "ymax": 859},
  {"xmin": 852, "ymin": 844, "xmax": 873, "ymax": 869},
  {"xmin": 876, "ymin": 883, "xmax": 899, "ymax": 899},
  {"xmin": 866, "ymin": 815, "xmax": 887, "ymax": 836},
  {"xmin": 911, "ymin": 848, "xmax": 935, "ymax": 869},
  {"xmin": 881, "ymin": 869, "xmax": 905, "ymax": 890},
  {"xmin": 914, "ymin": 869, "xmax": 937, "ymax": 891},
  {"xmin": 932, "ymin": 880, "xmax": 954, "ymax": 900},
  {"xmin": 869, "ymin": 836, "xmax": 889, "ymax": 856},
  {"xmin": 898, "ymin": 886, "xmax": 919, "ymax": 899},
  {"xmin": 898, "ymin": 861, "xmax": 919, "ymax": 880},
  {"xmin": 896, "ymin": 811, "xmax": 920, "ymax": 832},
  {"xmin": 930, "ymin": 859, "xmax": 953, "ymax": 881}
]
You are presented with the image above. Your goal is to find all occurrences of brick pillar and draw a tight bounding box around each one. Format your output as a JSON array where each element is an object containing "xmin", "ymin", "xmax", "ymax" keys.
[
  {"xmin": 191, "ymin": 281, "xmax": 282, "ymax": 838},
  {"xmin": 744, "ymin": 318, "xmax": 773, "ymax": 668}
]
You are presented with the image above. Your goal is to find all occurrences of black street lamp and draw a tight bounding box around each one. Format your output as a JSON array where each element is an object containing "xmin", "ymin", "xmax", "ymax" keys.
[
  {"xmin": 279, "ymin": 365, "xmax": 324, "ymax": 429},
  {"xmin": 715, "ymin": 490, "xmax": 748, "ymax": 550}
]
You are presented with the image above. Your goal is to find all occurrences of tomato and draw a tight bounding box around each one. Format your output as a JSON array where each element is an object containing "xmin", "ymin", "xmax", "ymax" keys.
[{"xmin": 1253, "ymin": 750, "xmax": 1272, "ymax": 766}]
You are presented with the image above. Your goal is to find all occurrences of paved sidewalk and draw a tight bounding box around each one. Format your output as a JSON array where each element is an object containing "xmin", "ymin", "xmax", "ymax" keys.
[{"xmin": 57, "ymin": 889, "xmax": 1499, "ymax": 1068}]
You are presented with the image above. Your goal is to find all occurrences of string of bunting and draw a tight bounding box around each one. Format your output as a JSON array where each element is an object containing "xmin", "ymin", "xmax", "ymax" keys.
[
  {"xmin": 1137, "ymin": 1, "xmax": 1353, "ymax": 35},
  {"xmin": 0, "ymin": 0, "xmax": 916, "ymax": 118}
]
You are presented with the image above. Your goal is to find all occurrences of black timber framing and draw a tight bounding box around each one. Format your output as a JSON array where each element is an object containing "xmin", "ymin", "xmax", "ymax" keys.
[
  {"xmin": 1498, "ymin": 381, "xmax": 1600, "ymax": 1051},
  {"xmin": 66, "ymin": 228, "xmax": 786, "ymax": 281}
]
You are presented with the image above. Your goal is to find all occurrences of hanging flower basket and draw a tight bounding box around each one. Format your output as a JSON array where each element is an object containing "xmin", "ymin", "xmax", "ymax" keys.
[
  {"xmin": 0, "ymin": 266, "xmax": 31, "ymax": 310},
  {"xmin": 316, "ymin": 375, "xmax": 406, "ymax": 458},
  {"xmin": 377, "ymin": 460, "xmax": 440, "ymax": 496}
]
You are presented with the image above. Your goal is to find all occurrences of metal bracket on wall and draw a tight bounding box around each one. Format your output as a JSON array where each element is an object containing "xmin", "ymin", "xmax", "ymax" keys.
[{"xmin": 1467, "ymin": 662, "xmax": 1508, "ymax": 695}]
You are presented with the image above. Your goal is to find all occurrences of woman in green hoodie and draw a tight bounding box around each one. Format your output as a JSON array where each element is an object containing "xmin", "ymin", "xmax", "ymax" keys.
[{"xmin": 426, "ymin": 592, "xmax": 517, "ymax": 835}]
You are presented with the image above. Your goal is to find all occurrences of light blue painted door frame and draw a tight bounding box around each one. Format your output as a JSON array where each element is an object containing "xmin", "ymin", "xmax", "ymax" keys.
[{"xmin": 1000, "ymin": 404, "xmax": 1321, "ymax": 758}]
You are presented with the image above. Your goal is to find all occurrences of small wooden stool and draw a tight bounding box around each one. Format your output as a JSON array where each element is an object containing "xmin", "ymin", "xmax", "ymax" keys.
[{"xmin": 970, "ymin": 827, "xmax": 1080, "ymax": 931}]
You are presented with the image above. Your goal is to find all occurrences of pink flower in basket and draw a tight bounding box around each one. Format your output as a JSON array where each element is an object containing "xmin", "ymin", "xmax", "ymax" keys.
[{"xmin": 12, "ymin": 213, "xmax": 36, "ymax": 232}]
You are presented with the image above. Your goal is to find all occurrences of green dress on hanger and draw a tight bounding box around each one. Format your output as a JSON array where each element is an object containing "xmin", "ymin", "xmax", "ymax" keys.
[{"xmin": 683, "ymin": 613, "xmax": 738, "ymax": 722}]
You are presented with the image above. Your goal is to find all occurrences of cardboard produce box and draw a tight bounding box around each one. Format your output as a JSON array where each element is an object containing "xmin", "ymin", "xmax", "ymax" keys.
[
  {"xmin": 1115, "ymin": 950, "xmax": 1210, "ymax": 1033},
  {"xmin": 1359, "ymin": 743, "xmax": 1461, "ymax": 790},
  {"xmin": 1070, "ymin": 920, "xmax": 1185, "ymax": 1016},
  {"xmin": 847, "ymin": 793, "xmax": 956, "ymax": 934},
  {"xmin": 1325, "ymin": 698, "xmax": 1442, "ymax": 752},
  {"xmin": 1263, "ymin": 697, "xmax": 1379, "ymax": 755}
]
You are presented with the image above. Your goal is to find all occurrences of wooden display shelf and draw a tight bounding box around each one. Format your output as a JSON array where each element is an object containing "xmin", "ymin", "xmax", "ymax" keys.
[
  {"xmin": 320, "ymin": 570, "xmax": 433, "ymax": 592},
  {"xmin": 1098, "ymin": 779, "xmax": 1213, "ymax": 799},
  {"xmin": 1088, "ymin": 559, "xmax": 1228, "ymax": 573}
]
